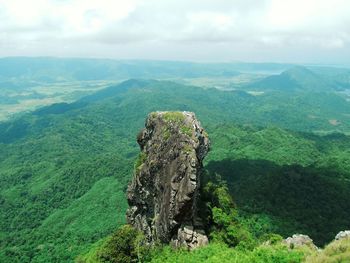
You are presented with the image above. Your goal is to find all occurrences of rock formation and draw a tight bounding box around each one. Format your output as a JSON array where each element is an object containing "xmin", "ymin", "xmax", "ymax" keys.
[
  {"xmin": 126, "ymin": 111, "xmax": 209, "ymax": 250},
  {"xmin": 335, "ymin": 230, "xmax": 350, "ymax": 241},
  {"xmin": 283, "ymin": 234, "xmax": 318, "ymax": 250}
]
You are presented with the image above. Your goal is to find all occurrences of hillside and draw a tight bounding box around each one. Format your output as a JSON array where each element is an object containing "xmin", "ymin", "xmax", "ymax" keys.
[
  {"xmin": 1, "ymin": 58, "xmax": 349, "ymax": 122},
  {"xmin": 246, "ymin": 66, "xmax": 337, "ymax": 92},
  {"xmin": 0, "ymin": 58, "xmax": 289, "ymax": 121},
  {"xmin": 0, "ymin": 79, "xmax": 350, "ymax": 262}
]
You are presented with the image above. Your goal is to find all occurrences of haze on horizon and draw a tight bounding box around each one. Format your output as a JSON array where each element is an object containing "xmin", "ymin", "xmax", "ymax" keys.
[{"xmin": 0, "ymin": 0, "xmax": 349, "ymax": 65}]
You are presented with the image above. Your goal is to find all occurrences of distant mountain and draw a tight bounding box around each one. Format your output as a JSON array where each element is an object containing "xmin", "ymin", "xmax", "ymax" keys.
[
  {"xmin": 0, "ymin": 57, "xmax": 307, "ymax": 83},
  {"xmin": 0, "ymin": 57, "xmax": 243, "ymax": 81},
  {"xmin": 27, "ymin": 79, "xmax": 350, "ymax": 133},
  {"xmin": 1, "ymin": 57, "xmax": 349, "ymax": 87},
  {"xmin": 246, "ymin": 66, "xmax": 336, "ymax": 92}
]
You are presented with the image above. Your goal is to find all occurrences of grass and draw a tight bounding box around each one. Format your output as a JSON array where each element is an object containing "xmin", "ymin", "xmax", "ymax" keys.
[
  {"xmin": 148, "ymin": 242, "xmax": 305, "ymax": 263},
  {"xmin": 162, "ymin": 127, "xmax": 171, "ymax": 140},
  {"xmin": 134, "ymin": 152, "xmax": 147, "ymax": 174},
  {"xmin": 305, "ymin": 238, "xmax": 350, "ymax": 263},
  {"xmin": 163, "ymin": 112, "xmax": 186, "ymax": 123},
  {"xmin": 180, "ymin": 125, "xmax": 193, "ymax": 137}
]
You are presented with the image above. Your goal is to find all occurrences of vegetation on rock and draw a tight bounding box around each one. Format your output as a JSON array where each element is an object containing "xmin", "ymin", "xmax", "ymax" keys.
[{"xmin": 305, "ymin": 237, "xmax": 350, "ymax": 263}]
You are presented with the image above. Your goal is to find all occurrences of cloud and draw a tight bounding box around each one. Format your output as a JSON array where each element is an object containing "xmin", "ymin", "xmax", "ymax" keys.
[{"xmin": 0, "ymin": 0, "xmax": 349, "ymax": 63}]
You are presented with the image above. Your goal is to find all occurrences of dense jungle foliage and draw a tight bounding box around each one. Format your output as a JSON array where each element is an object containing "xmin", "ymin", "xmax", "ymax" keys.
[{"xmin": 0, "ymin": 79, "xmax": 349, "ymax": 262}]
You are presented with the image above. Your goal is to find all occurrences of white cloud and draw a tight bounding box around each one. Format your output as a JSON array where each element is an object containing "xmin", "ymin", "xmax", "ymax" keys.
[{"xmin": 0, "ymin": 0, "xmax": 349, "ymax": 63}]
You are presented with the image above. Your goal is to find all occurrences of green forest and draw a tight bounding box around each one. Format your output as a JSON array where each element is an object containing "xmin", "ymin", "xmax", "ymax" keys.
[{"xmin": 1, "ymin": 74, "xmax": 350, "ymax": 262}]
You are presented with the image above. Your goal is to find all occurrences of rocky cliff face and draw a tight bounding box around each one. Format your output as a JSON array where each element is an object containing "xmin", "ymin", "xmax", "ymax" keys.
[{"xmin": 126, "ymin": 111, "xmax": 209, "ymax": 249}]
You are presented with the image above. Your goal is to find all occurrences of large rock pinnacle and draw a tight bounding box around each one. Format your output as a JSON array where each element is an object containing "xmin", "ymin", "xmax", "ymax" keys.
[{"xmin": 126, "ymin": 111, "xmax": 210, "ymax": 250}]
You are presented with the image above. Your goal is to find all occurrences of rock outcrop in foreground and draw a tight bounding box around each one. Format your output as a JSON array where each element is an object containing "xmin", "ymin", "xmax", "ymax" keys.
[
  {"xmin": 283, "ymin": 234, "xmax": 318, "ymax": 250},
  {"xmin": 126, "ymin": 111, "xmax": 209, "ymax": 250},
  {"xmin": 335, "ymin": 230, "xmax": 350, "ymax": 241}
]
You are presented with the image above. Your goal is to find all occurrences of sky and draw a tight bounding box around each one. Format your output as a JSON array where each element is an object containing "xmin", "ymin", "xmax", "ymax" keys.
[{"xmin": 0, "ymin": 0, "xmax": 349, "ymax": 64}]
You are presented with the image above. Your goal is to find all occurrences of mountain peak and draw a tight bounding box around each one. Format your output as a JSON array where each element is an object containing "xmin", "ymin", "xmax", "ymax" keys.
[
  {"xmin": 248, "ymin": 65, "xmax": 332, "ymax": 92},
  {"xmin": 282, "ymin": 65, "xmax": 318, "ymax": 78}
]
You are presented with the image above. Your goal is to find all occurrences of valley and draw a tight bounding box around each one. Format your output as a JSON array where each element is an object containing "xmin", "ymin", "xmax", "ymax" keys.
[
  {"xmin": 0, "ymin": 58, "xmax": 349, "ymax": 262},
  {"xmin": 0, "ymin": 80, "xmax": 119, "ymax": 121}
]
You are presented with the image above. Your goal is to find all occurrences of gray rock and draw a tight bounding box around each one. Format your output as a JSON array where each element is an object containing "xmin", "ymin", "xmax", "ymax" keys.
[
  {"xmin": 283, "ymin": 234, "xmax": 318, "ymax": 250},
  {"xmin": 126, "ymin": 111, "xmax": 209, "ymax": 250},
  {"xmin": 173, "ymin": 225, "xmax": 209, "ymax": 250},
  {"xmin": 335, "ymin": 230, "xmax": 350, "ymax": 240}
]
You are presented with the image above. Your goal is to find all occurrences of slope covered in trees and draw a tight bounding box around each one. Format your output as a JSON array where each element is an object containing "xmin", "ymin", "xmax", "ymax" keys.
[{"xmin": 0, "ymin": 79, "xmax": 349, "ymax": 262}]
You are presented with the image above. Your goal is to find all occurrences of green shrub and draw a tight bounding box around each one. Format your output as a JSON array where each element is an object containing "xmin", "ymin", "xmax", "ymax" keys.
[
  {"xmin": 180, "ymin": 125, "xmax": 193, "ymax": 137},
  {"xmin": 78, "ymin": 225, "xmax": 149, "ymax": 263},
  {"xmin": 134, "ymin": 152, "xmax": 147, "ymax": 174},
  {"xmin": 201, "ymin": 179, "xmax": 256, "ymax": 249},
  {"xmin": 260, "ymin": 233, "xmax": 284, "ymax": 245}
]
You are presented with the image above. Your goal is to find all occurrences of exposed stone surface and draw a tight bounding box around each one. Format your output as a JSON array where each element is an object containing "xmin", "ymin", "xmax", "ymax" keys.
[
  {"xmin": 335, "ymin": 230, "xmax": 350, "ymax": 241},
  {"xmin": 126, "ymin": 111, "xmax": 209, "ymax": 250},
  {"xmin": 283, "ymin": 234, "xmax": 318, "ymax": 250}
]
